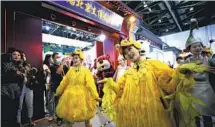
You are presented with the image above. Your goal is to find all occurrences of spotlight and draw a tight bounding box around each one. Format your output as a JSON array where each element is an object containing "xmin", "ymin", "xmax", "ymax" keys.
[
  {"xmin": 51, "ymin": 14, "xmax": 56, "ymax": 20},
  {"xmin": 144, "ymin": 4, "xmax": 148, "ymax": 8},
  {"xmin": 158, "ymin": 19, "xmax": 161, "ymax": 23},
  {"xmin": 99, "ymin": 34, "xmax": 106, "ymax": 41},
  {"xmin": 129, "ymin": 16, "xmax": 136, "ymax": 22},
  {"xmin": 72, "ymin": 21, "xmax": 76, "ymax": 26},
  {"xmin": 190, "ymin": 18, "xmax": 197, "ymax": 23},
  {"xmin": 45, "ymin": 26, "xmax": 50, "ymax": 31}
]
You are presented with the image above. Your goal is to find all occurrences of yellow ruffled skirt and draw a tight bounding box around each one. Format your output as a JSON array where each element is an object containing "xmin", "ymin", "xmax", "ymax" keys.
[{"xmin": 56, "ymin": 85, "xmax": 97, "ymax": 122}]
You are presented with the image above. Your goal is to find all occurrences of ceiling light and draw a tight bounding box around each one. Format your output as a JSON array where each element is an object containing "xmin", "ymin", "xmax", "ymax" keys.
[
  {"xmin": 189, "ymin": 7, "xmax": 194, "ymax": 11},
  {"xmin": 99, "ymin": 34, "xmax": 106, "ymax": 41},
  {"xmin": 45, "ymin": 26, "xmax": 50, "ymax": 31},
  {"xmin": 144, "ymin": 4, "xmax": 148, "ymax": 8},
  {"xmin": 66, "ymin": 26, "xmax": 71, "ymax": 30},
  {"xmin": 148, "ymin": 8, "xmax": 152, "ymax": 12},
  {"xmin": 190, "ymin": 18, "xmax": 197, "ymax": 23},
  {"xmin": 158, "ymin": 19, "xmax": 162, "ymax": 23},
  {"xmin": 72, "ymin": 28, "xmax": 76, "ymax": 31},
  {"xmin": 129, "ymin": 16, "xmax": 136, "ymax": 22}
]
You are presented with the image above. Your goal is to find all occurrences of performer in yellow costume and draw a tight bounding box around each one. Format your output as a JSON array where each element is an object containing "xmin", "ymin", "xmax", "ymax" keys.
[
  {"xmin": 55, "ymin": 49, "xmax": 100, "ymax": 127},
  {"xmin": 99, "ymin": 40, "xmax": 211, "ymax": 127}
]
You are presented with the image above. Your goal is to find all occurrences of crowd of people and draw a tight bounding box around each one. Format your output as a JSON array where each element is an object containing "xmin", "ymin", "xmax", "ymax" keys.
[{"xmin": 1, "ymin": 34, "xmax": 215, "ymax": 127}]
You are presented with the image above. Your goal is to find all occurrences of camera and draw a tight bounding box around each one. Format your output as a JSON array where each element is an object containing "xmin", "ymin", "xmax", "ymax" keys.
[{"xmin": 26, "ymin": 66, "xmax": 38, "ymax": 89}]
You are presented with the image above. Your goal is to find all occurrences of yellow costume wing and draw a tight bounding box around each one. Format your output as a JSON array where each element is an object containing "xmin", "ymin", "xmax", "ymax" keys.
[
  {"xmin": 164, "ymin": 63, "xmax": 208, "ymax": 127},
  {"xmin": 85, "ymin": 69, "xmax": 99, "ymax": 100},
  {"xmin": 101, "ymin": 74, "xmax": 126, "ymax": 122}
]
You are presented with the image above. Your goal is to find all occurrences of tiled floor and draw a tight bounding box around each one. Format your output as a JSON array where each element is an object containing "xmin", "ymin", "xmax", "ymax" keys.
[{"xmin": 23, "ymin": 109, "xmax": 115, "ymax": 127}]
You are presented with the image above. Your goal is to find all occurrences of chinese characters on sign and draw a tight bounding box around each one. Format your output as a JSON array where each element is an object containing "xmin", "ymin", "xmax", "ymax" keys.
[{"xmin": 50, "ymin": 0, "xmax": 123, "ymax": 31}]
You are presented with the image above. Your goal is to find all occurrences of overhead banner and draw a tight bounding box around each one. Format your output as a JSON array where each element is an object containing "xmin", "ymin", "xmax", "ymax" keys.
[{"xmin": 48, "ymin": 0, "xmax": 124, "ymax": 31}]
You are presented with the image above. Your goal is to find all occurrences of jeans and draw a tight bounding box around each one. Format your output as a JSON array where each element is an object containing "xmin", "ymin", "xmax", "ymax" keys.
[
  {"xmin": 47, "ymin": 89, "xmax": 61, "ymax": 121},
  {"xmin": 44, "ymin": 90, "xmax": 49, "ymax": 114},
  {"xmin": 47, "ymin": 90, "xmax": 55, "ymax": 116},
  {"xmin": 17, "ymin": 85, "xmax": 34, "ymax": 123}
]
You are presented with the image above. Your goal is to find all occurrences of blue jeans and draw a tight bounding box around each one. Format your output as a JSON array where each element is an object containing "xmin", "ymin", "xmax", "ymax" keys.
[
  {"xmin": 47, "ymin": 89, "xmax": 61, "ymax": 121},
  {"xmin": 17, "ymin": 85, "xmax": 34, "ymax": 123}
]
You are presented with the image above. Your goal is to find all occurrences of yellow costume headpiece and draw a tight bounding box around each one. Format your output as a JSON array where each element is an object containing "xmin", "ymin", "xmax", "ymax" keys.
[
  {"xmin": 202, "ymin": 47, "xmax": 213, "ymax": 56},
  {"xmin": 120, "ymin": 39, "xmax": 141, "ymax": 49},
  {"xmin": 72, "ymin": 49, "xmax": 84, "ymax": 60},
  {"xmin": 116, "ymin": 39, "xmax": 141, "ymax": 55},
  {"xmin": 203, "ymin": 47, "xmax": 213, "ymax": 53}
]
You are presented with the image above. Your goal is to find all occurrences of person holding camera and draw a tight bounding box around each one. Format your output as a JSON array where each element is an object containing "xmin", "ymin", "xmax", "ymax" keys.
[
  {"xmin": 47, "ymin": 52, "xmax": 68, "ymax": 125},
  {"xmin": 43, "ymin": 54, "xmax": 52, "ymax": 116},
  {"xmin": 17, "ymin": 52, "xmax": 37, "ymax": 127}
]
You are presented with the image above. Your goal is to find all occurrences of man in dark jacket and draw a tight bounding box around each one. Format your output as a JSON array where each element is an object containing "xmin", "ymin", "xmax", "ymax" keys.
[{"xmin": 47, "ymin": 52, "xmax": 68, "ymax": 126}]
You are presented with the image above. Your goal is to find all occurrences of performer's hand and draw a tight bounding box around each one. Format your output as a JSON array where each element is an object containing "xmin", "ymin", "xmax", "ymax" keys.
[
  {"xmin": 180, "ymin": 68, "xmax": 192, "ymax": 74},
  {"xmin": 61, "ymin": 59, "xmax": 67, "ymax": 66},
  {"xmin": 97, "ymin": 78, "xmax": 108, "ymax": 84},
  {"xmin": 205, "ymin": 66, "xmax": 215, "ymax": 74},
  {"xmin": 180, "ymin": 68, "xmax": 193, "ymax": 78},
  {"xmin": 95, "ymin": 98, "xmax": 102, "ymax": 102}
]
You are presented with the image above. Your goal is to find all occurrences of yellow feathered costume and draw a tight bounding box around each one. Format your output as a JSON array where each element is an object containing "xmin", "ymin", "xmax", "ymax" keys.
[
  {"xmin": 55, "ymin": 50, "xmax": 99, "ymax": 122},
  {"xmin": 101, "ymin": 40, "xmax": 209, "ymax": 127}
]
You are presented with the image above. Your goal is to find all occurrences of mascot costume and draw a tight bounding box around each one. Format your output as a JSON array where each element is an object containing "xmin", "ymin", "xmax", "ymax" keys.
[
  {"xmin": 92, "ymin": 55, "xmax": 116, "ymax": 127},
  {"xmin": 94, "ymin": 55, "xmax": 115, "ymax": 106}
]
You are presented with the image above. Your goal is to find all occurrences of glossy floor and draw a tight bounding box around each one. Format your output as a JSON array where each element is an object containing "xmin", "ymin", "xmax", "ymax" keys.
[{"xmin": 23, "ymin": 109, "xmax": 115, "ymax": 127}]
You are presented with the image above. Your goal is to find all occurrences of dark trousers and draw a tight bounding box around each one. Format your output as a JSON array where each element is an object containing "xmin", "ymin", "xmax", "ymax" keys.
[
  {"xmin": 196, "ymin": 115, "xmax": 214, "ymax": 127},
  {"xmin": 2, "ymin": 95, "xmax": 19, "ymax": 127},
  {"xmin": 96, "ymin": 83, "xmax": 104, "ymax": 106}
]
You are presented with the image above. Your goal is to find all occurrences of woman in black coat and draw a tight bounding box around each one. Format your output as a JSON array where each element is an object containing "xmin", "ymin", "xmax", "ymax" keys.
[{"xmin": 1, "ymin": 49, "xmax": 26, "ymax": 127}]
